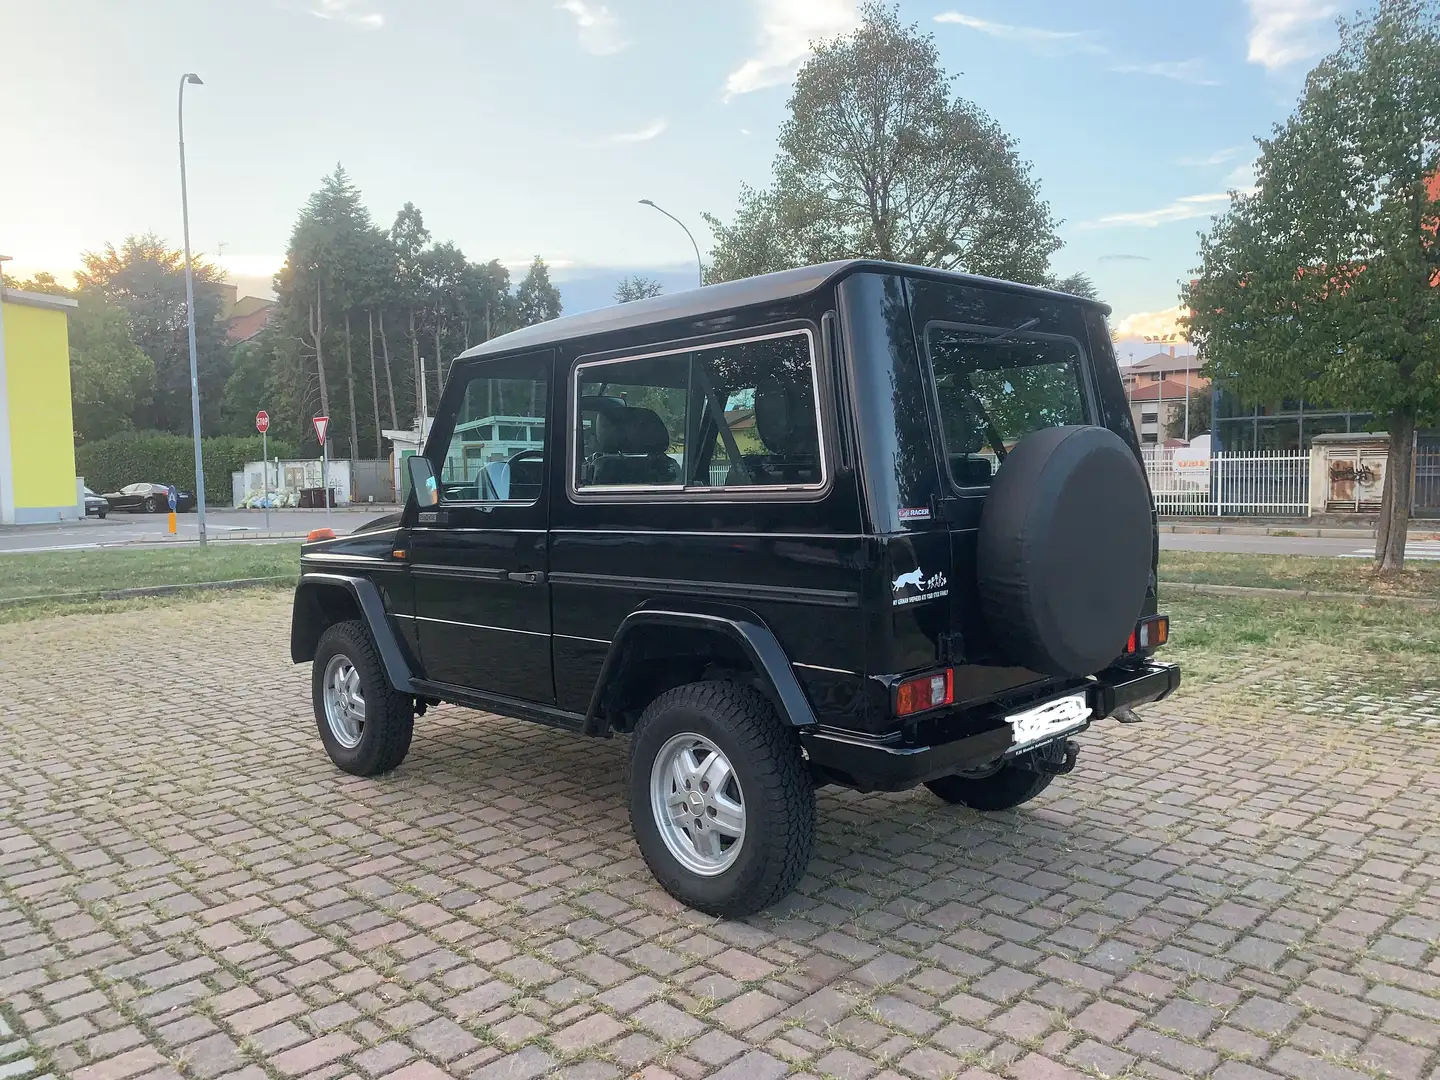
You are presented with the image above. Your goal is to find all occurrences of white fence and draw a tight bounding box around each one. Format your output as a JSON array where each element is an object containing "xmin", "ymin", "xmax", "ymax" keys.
[{"xmin": 1142, "ymin": 448, "xmax": 1311, "ymax": 516}]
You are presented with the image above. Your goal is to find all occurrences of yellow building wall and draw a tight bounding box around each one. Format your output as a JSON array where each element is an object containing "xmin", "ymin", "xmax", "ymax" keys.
[{"xmin": 2, "ymin": 301, "xmax": 77, "ymax": 509}]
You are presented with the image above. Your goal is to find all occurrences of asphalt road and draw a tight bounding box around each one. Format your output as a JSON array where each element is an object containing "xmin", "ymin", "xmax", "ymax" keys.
[{"xmin": 4, "ymin": 509, "xmax": 1438, "ymax": 559}]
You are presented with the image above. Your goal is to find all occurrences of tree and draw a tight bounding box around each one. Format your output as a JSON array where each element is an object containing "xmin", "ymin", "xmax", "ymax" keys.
[
  {"xmin": 1184, "ymin": 0, "xmax": 1440, "ymax": 573},
  {"xmin": 615, "ymin": 275, "xmax": 664, "ymax": 303},
  {"xmin": 68, "ymin": 297, "xmax": 154, "ymax": 443},
  {"xmin": 1050, "ymin": 272, "xmax": 1099, "ymax": 301},
  {"xmin": 704, "ymin": 2, "xmax": 1060, "ymax": 284},
  {"xmin": 516, "ymin": 256, "xmax": 563, "ymax": 326},
  {"xmin": 1164, "ymin": 388, "xmax": 1212, "ymax": 442},
  {"xmin": 75, "ymin": 234, "xmax": 229, "ymax": 433},
  {"xmin": 219, "ymin": 330, "xmax": 275, "ymax": 437}
]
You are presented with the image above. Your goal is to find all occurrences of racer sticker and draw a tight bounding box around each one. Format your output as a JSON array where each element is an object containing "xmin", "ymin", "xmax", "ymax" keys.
[
  {"xmin": 892, "ymin": 567, "xmax": 949, "ymax": 606},
  {"xmin": 898, "ymin": 506, "xmax": 932, "ymax": 522}
]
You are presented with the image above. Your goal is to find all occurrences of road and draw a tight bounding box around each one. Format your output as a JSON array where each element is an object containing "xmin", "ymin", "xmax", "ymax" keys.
[{"xmin": 3, "ymin": 510, "xmax": 1439, "ymax": 559}]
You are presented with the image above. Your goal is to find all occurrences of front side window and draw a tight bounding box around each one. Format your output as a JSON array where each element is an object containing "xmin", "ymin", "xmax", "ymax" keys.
[
  {"xmin": 927, "ymin": 326, "xmax": 1087, "ymax": 488},
  {"xmin": 574, "ymin": 330, "xmax": 822, "ymax": 492},
  {"xmin": 436, "ymin": 355, "xmax": 548, "ymax": 502}
]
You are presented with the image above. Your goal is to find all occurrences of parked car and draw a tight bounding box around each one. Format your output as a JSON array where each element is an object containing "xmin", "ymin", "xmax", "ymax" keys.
[
  {"xmin": 290, "ymin": 259, "xmax": 1179, "ymax": 917},
  {"xmin": 82, "ymin": 487, "xmax": 108, "ymax": 519},
  {"xmin": 102, "ymin": 483, "xmax": 195, "ymax": 514}
]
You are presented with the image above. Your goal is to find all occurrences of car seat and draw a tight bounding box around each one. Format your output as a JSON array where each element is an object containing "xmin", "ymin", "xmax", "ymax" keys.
[{"xmin": 590, "ymin": 408, "xmax": 679, "ymax": 486}]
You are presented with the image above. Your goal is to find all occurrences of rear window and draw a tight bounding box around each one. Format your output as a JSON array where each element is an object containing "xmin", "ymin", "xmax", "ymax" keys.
[{"xmin": 926, "ymin": 325, "xmax": 1088, "ymax": 488}]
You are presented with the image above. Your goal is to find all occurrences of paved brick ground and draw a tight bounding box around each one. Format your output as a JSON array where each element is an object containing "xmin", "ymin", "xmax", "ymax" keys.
[{"xmin": 1, "ymin": 593, "xmax": 1439, "ymax": 1080}]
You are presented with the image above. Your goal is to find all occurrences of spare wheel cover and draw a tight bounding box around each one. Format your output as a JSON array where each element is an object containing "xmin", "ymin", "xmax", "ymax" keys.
[{"xmin": 977, "ymin": 425, "xmax": 1152, "ymax": 677}]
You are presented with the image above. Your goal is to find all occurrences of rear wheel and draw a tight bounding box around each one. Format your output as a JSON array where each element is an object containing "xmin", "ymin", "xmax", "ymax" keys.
[
  {"xmin": 312, "ymin": 620, "xmax": 414, "ymax": 776},
  {"xmin": 143, "ymin": 496, "xmax": 158, "ymax": 513},
  {"xmin": 629, "ymin": 681, "xmax": 815, "ymax": 917},
  {"xmin": 925, "ymin": 764, "xmax": 1053, "ymax": 811}
]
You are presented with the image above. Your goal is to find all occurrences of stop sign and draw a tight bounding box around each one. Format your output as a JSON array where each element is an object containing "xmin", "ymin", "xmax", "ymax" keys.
[{"xmin": 256, "ymin": 410, "xmax": 270, "ymax": 434}]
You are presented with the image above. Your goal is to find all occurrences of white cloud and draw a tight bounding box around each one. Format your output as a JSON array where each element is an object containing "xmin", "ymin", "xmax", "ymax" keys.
[
  {"xmin": 309, "ymin": 0, "xmax": 383, "ymax": 29},
  {"xmin": 1082, "ymin": 192, "xmax": 1243, "ymax": 229},
  {"xmin": 1111, "ymin": 58, "xmax": 1220, "ymax": 86},
  {"xmin": 1179, "ymin": 146, "xmax": 1246, "ymax": 167},
  {"xmin": 1224, "ymin": 158, "xmax": 1259, "ymax": 189},
  {"xmin": 1113, "ymin": 306, "xmax": 1188, "ymax": 342},
  {"xmin": 724, "ymin": 0, "xmax": 859, "ymax": 100},
  {"xmin": 557, "ymin": 0, "xmax": 627, "ymax": 55},
  {"xmin": 934, "ymin": 12, "xmax": 1105, "ymax": 54},
  {"xmin": 1246, "ymin": 0, "xmax": 1338, "ymax": 70},
  {"xmin": 587, "ymin": 119, "xmax": 668, "ymax": 146}
]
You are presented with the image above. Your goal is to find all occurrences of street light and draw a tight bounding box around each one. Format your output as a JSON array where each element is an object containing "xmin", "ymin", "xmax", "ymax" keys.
[
  {"xmin": 638, "ymin": 199, "xmax": 704, "ymax": 288},
  {"xmin": 178, "ymin": 72, "xmax": 207, "ymax": 546}
]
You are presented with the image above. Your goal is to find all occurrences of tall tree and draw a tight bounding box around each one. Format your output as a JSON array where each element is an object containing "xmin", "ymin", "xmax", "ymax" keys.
[
  {"xmin": 704, "ymin": 2, "xmax": 1060, "ymax": 284},
  {"xmin": 68, "ymin": 298, "xmax": 155, "ymax": 443},
  {"xmin": 391, "ymin": 203, "xmax": 432, "ymax": 417},
  {"xmin": 615, "ymin": 275, "xmax": 665, "ymax": 303},
  {"xmin": 75, "ymin": 234, "xmax": 229, "ymax": 432},
  {"xmin": 516, "ymin": 256, "xmax": 563, "ymax": 326},
  {"xmin": 1185, "ymin": 0, "xmax": 1440, "ymax": 573}
]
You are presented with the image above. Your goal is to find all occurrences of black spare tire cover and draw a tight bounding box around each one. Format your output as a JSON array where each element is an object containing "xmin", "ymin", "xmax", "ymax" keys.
[{"xmin": 977, "ymin": 425, "xmax": 1152, "ymax": 677}]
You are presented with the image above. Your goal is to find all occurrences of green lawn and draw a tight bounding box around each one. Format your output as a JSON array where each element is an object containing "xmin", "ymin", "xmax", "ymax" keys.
[
  {"xmin": 1159, "ymin": 549, "xmax": 1440, "ymax": 598},
  {"xmin": 0, "ymin": 544, "xmax": 300, "ymax": 619}
]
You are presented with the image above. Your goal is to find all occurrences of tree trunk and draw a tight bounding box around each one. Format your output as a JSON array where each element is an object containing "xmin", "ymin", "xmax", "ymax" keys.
[
  {"xmin": 344, "ymin": 313, "xmax": 359, "ymax": 462},
  {"xmin": 368, "ymin": 310, "xmax": 382, "ymax": 454},
  {"xmin": 434, "ymin": 321, "xmax": 443, "ymax": 394},
  {"xmin": 1376, "ymin": 406, "xmax": 1416, "ymax": 575},
  {"xmin": 409, "ymin": 309, "xmax": 422, "ymax": 420},
  {"xmin": 309, "ymin": 286, "xmax": 330, "ymax": 419},
  {"xmin": 378, "ymin": 310, "xmax": 398, "ymax": 430}
]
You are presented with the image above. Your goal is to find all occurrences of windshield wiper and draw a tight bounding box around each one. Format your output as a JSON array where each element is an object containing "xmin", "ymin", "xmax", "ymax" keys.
[{"xmin": 978, "ymin": 317, "xmax": 1040, "ymax": 345}]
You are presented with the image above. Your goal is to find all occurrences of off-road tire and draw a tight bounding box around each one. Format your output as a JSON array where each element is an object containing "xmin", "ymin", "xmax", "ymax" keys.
[
  {"xmin": 312, "ymin": 620, "xmax": 414, "ymax": 776},
  {"xmin": 925, "ymin": 765, "xmax": 1053, "ymax": 811},
  {"xmin": 629, "ymin": 680, "xmax": 815, "ymax": 917}
]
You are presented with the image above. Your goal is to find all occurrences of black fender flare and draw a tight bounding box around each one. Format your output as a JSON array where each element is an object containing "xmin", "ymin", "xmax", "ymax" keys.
[
  {"xmin": 582, "ymin": 607, "xmax": 818, "ymax": 735},
  {"xmin": 291, "ymin": 573, "xmax": 415, "ymax": 694}
]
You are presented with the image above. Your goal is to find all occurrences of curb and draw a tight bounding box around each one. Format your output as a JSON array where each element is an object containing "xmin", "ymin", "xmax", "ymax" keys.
[
  {"xmin": 1159, "ymin": 580, "xmax": 1439, "ymax": 607},
  {"xmin": 0, "ymin": 577, "xmax": 293, "ymax": 608}
]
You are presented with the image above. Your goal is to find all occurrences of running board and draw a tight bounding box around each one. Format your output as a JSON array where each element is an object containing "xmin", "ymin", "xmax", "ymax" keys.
[{"xmin": 409, "ymin": 679, "xmax": 589, "ymax": 734}]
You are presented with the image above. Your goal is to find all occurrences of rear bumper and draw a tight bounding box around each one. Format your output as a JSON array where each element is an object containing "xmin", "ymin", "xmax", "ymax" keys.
[{"xmin": 801, "ymin": 660, "xmax": 1180, "ymax": 793}]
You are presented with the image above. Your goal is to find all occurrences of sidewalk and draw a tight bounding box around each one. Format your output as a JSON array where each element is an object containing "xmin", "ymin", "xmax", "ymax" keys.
[{"xmin": 1160, "ymin": 518, "xmax": 1439, "ymax": 539}]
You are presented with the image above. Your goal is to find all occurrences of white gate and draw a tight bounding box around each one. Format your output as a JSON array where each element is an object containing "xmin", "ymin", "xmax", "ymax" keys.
[{"xmin": 1143, "ymin": 448, "xmax": 1310, "ymax": 516}]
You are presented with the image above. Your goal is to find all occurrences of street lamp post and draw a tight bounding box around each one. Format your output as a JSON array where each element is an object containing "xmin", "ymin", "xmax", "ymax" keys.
[
  {"xmin": 179, "ymin": 72, "xmax": 208, "ymax": 546},
  {"xmin": 638, "ymin": 199, "xmax": 703, "ymax": 288}
]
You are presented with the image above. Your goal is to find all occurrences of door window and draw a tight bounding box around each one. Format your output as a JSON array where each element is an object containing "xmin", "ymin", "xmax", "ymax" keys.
[{"xmin": 437, "ymin": 356, "xmax": 548, "ymax": 503}]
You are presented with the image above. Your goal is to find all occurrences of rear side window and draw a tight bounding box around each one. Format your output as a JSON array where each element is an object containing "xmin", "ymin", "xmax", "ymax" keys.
[
  {"xmin": 574, "ymin": 330, "xmax": 824, "ymax": 493},
  {"xmin": 926, "ymin": 325, "xmax": 1088, "ymax": 488}
]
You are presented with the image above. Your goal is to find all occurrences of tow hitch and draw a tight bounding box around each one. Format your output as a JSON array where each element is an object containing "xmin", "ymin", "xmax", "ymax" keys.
[{"xmin": 1023, "ymin": 738, "xmax": 1079, "ymax": 776}]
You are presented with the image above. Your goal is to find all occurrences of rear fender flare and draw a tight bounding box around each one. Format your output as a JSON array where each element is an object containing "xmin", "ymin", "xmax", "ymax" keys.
[
  {"xmin": 291, "ymin": 573, "xmax": 415, "ymax": 693},
  {"xmin": 583, "ymin": 607, "xmax": 817, "ymax": 735}
]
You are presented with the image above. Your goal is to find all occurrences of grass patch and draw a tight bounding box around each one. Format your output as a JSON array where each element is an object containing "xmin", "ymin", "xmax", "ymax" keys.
[
  {"xmin": 1159, "ymin": 550, "xmax": 1440, "ymax": 598},
  {"xmin": 0, "ymin": 544, "xmax": 300, "ymax": 620},
  {"xmin": 1164, "ymin": 591, "xmax": 1440, "ymax": 691}
]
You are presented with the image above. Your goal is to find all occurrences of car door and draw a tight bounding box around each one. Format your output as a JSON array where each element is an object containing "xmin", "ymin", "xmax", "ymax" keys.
[{"xmin": 407, "ymin": 351, "xmax": 555, "ymax": 704}]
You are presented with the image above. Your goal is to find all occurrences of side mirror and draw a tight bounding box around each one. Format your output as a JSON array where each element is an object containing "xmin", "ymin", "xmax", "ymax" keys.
[{"xmin": 407, "ymin": 455, "xmax": 439, "ymax": 507}]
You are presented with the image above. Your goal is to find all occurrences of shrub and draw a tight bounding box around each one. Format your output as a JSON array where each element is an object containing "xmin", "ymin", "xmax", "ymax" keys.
[{"xmin": 75, "ymin": 432, "xmax": 297, "ymax": 505}]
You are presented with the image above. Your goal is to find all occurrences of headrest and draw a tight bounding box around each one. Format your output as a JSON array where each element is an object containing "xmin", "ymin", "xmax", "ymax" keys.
[
  {"xmin": 594, "ymin": 407, "xmax": 670, "ymax": 455},
  {"xmin": 754, "ymin": 376, "xmax": 816, "ymax": 457}
]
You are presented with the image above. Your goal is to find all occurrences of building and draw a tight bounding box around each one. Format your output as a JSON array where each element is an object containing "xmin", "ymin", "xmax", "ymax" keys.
[
  {"xmin": 0, "ymin": 285, "xmax": 81, "ymax": 523},
  {"xmin": 212, "ymin": 282, "xmax": 278, "ymax": 344},
  {"xmin": 1119, "ymin": 348, "xmax": 1209, "ymax": 444}
]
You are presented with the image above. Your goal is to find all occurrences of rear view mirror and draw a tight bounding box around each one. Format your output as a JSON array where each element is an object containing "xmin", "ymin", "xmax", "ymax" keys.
[{"xmin": 407, "ymin": 455, "xmax": 439, "ymax": 507}]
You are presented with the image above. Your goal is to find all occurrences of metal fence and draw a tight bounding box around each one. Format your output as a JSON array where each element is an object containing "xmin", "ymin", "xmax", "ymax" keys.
[
  {"xmin": 1142, "ymin": 448, "xmax": 1311, "ymax": 516},
  {"xmin": 1417, "ymin": 439, "xmax": 1440, "ymax": 517}
]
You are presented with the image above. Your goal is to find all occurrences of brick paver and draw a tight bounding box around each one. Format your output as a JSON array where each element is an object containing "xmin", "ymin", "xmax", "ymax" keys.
[{"xmin": 1, "ymin": 593, "xmax": 1438, "ymax": 1079}]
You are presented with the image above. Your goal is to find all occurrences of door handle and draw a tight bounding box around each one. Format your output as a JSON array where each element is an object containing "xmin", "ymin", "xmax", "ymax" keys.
[{"xmin": 506, "ymin": 570, "xmax": 546, "ymax": 585}]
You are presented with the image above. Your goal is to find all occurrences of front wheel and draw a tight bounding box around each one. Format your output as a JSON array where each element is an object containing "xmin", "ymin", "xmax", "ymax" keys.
[
  {"xmin": 143, "ymin": 496, "xmax": 158, "ymax": 513},
  {"xmin": 629, "ymin": 681, "xmax": 815, "ymax": 918},
  {"xmin": 925, "ymin": 763, "xmax": 1053, "ymax": 811},
  {"xmin": 312, "ymin": 620, "xmax": 414, "ymax": 776}
]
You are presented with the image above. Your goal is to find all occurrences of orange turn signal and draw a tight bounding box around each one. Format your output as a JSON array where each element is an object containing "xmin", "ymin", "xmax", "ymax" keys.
[
  {"xmin": 1127, "ymin": 615, "xmax": 1169, "ymax": 653},
  {"xmin": 896, "ymin": 669, "xmax": 954, "ymax": 717},
  {"xmin": 307, "ymin": 528, "xmax": 336, "ymax": 542}
]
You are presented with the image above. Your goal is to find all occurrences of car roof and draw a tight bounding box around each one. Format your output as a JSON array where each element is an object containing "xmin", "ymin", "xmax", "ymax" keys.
[{"xmin": 454, "ymin": 260, "xmax": 1111, "ymax": 363}]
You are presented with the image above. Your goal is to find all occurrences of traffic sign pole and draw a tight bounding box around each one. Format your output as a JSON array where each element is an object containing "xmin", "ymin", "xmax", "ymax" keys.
[
  {"xmin": 314, "ymin": 416, "xmax": 331, "ymax": 528},
  {"xmin": 256, "ymin": 410, "xmax": 272, "ymax": 531}
]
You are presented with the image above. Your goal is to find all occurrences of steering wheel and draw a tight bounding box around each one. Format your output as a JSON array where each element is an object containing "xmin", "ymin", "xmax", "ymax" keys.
[{"xmin": 507, "ymin": 448, "xmax": 544, "ymax": 469}]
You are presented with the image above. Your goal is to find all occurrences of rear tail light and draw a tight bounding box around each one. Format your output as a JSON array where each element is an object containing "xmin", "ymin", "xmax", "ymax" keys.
[
  {"xmin": 1126, "ymin": 615, "xmax": 1169, "ymax": 654},
  {"xmin": 896, "ymin": 669, "xmax": 954, "ymax": 717}
]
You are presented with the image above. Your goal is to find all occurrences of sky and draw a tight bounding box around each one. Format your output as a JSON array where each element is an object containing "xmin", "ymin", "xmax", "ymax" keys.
[{"xmin": 1, "ymin": 0, "xmax": 1347, "ymax": 358}]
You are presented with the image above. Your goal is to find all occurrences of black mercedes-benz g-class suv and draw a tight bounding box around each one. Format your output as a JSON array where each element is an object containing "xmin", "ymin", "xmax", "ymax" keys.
[{"xmin": 292, "ymin": 260, "xmax": 1178, "ymax": 917}]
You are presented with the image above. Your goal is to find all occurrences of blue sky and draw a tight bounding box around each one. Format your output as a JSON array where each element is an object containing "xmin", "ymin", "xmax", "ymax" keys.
[{"xmin": 1, "ymin": 0, "xmax": 1345, "ymax": 352}]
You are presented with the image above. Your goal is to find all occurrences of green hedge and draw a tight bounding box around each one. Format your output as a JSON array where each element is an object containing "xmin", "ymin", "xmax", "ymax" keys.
[{"xmin": 76, "ymin": 433, "xmax": 297, "ymax": 506}]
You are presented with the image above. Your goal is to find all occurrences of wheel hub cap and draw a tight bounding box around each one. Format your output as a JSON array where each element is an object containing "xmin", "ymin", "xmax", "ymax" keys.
[
  {"xmin": 322, "ymin": 653, "xmax": 366, "ymax": 750},
  {"xmin": 650, "ymin": 733, "xmax": 746, "ymax": 877}
]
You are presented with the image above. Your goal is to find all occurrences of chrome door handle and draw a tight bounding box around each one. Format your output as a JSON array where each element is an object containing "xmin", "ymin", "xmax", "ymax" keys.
[{"xmin": 506, "ymin": 570, "xmax": 546, "ymax": 584}]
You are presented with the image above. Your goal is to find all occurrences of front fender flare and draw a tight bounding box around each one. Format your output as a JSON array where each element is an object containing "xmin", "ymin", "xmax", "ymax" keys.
[
  {"xmin": 291, "ymin": 573, "xmax": 415, "ymax": 694},
  {"xmin": 583, "ymin": 608, "xmax": 817, "ymax": 735}
]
